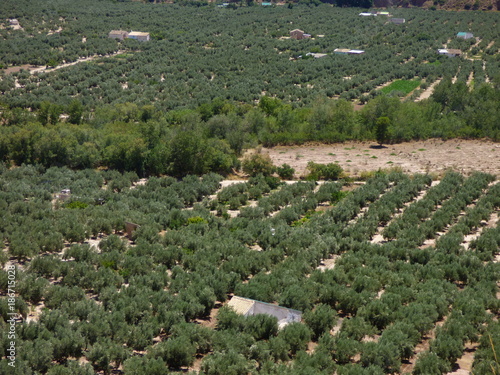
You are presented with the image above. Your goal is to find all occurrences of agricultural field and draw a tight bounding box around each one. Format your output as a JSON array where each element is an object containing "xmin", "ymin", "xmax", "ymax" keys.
[
  {"xmin": 0, "ymin": 0, "xmax": 499, "ymax": 109},
  {"xmin": 380, "ymin": 79, "xmax": 421, "ymax": 96},
  {"xmin": 1, "ymin": 1, "xmax": 500, "ymax": 374},
  {"xmin": 1, "ymin": 165, "xmax": 500, "ymax": 374}
]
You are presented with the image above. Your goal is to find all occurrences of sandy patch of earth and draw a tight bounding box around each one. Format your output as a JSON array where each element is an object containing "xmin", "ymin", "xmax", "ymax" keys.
[{"xmin": 265, "ymin": 139, "xmax": 500, "ymax": 178}]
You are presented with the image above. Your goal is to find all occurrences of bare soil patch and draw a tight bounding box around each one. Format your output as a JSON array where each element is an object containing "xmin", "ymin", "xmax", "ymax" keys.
[
  {"xmin": 447, "ymin": 342, "xmax": 480, "ymax": 375},
  {"xmin": 416, "ymin": 79, "xmax": 442, "ymax": 102},
  {"xmin": 265, "ymin": 139, "xmax": 500, "ymax": 178}
]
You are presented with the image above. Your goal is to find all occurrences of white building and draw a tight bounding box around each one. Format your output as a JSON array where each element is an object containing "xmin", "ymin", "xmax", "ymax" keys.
[
  {"xmin": 438, "ymin": 48, "xmax": 462, "ymax": 57},
  {"xmin": 108, "ymin": 30, "xmax": 129, "ymax": 40},
  {"xmin": 456, "ymin": 32, "xmax": 474, "ymax": 40},
  {"xmin": 127, "ymin": 31, "xmax": 150, "ymax": 42},
  {"xmin": 227, "ymin": 296, "xmax": 302, "ymax": 329}
]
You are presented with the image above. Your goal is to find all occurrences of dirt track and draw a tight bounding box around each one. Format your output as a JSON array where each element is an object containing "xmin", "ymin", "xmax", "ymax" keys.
[{"xmin": 265, "ymin": 139, "xmax": 500, "ymax": 178}]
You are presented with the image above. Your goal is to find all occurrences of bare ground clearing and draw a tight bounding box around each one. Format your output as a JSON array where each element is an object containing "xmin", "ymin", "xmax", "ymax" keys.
[{"xmin": 265, "ymin": 139, "xmax": 500, "ymax": 178}]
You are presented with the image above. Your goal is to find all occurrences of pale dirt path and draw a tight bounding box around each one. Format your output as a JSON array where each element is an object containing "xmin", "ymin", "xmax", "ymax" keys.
[
  {"xmin": 266, "ymin": 139, "xmax": 500, "ymax": 178},
  {"xmin": 3, "ymin": 51, "xmax": 127, "ymax": 76},
  {"xmin": 416, "ymin": 79, "xmax": 441, "ymax": 102},
  {"xmin": 29, "ymin": 50, "xmax": 127, "ymax": 75},
  {"xmin": 400, "ymin": 317, "xmax": 448, "ymax": 374},
  {"xmin": 446, "ymin": 342, "xmax": 480, "ymax": 375}
]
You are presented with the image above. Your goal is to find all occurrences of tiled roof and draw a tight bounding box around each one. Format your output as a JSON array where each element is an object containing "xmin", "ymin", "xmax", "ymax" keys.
[{"xmin": 227, "ymin": 296, "xmax": 254, "ymax": 315}]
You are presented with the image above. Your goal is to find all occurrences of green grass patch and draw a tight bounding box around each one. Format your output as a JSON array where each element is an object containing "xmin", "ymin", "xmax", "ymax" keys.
[
  {"xmin": 380, "ymin": 79, "xmax": 421, "ymax": 95},
  {"xmin": 64, "ymin": 201, "xmax": 88, "ymax": 209}
]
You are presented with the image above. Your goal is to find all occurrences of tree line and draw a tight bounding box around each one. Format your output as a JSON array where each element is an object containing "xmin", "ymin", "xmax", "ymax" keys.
[{"xmin": 0, "ymin": 78, "xmax": 499, "ymax": 176}]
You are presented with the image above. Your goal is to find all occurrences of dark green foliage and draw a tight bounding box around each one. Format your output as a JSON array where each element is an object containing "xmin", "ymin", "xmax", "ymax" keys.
[
  {"xmin": 171, "ymin": 322, "xmax": 213, "ymax": 354},
  {"xmin": 472, "ymin": 322, "xmax": 500, "ymax": 374},
  {"xmin": 67, "ymin": 99, "xmax": 84, "ymax": 125},
  {"xmin": 375, "ymin": 117, "xmax": 390, "ymax": 146},
  {"xmin": 216, "ymin": 306, "xmax": 246, "ymax": 332},
  {"xmin": 154, "ymin": 336, "xmax": 196, "ymax": 369},
  {"xmin": 276, "ymin": 164, "xmax": 295, "ymax": 180},
  {"xmin": 123, "ymin": 357, "xmax": 169, "ymax": 375},
  {"xmin": 245, "ymin": 314, "xmax": 279, "ymax": 340},
  {"xmin": 279, "ymin": 323, "xmax": 312, "ymax": 355},
  {"xmin": 305, "ymin": 162, "xmax": 344, "ymax": 181},
  {"xmin": 304, "ymin": 304, "xmax": 338, "ymax": 340},
  {"xmin": 242, "ymin": 153, "xmax": 276, "ymax": 177},
  {"xmin": 46, "ymin": 361, "xmax": 95, "ymax": 375},
  {"xmin": 413, "ymin": 352, "xmax": 451, "ymax": 375},
  {"xmin": 201, "ymin": 350, "xmax": 251, "ymax": 375}
]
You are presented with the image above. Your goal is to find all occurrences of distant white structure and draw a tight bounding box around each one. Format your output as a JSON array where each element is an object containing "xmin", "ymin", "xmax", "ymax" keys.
[
  {"xmin": 390, "ymin": 18, "xmax": 405, "ymax": 24},
  {"xmin": 108, "ymin": 30, "xmax": 128, "ymax": 40},
  {"xmin": 128, "ymin": 31, "xmax": 150, "ymax": 42},
  {"xmin": 9, "ymin": 19, "xmax": 22, "ymax": 30},
  {"xmin": 456, "ymin": 32, "xmax": 474, "ymax": 40},
  {"xmin": 334, "ymin": 48, "xmax": 365, "ymax": 55},
  {"xmin": 438, "ymin": 48, "xmax": 462, "ymax": 57},
  {"xmin": 359, "ymin": 12, "xmax": 376, "ymax": 16},
  {"xmin": 227, "ymin": 296, "xmax": 302, "ymax": 329},
  {"xmin": 56, "ymin": 189, "xmax": 71, "ymax": 202},
  {"xmin": 306, "ymin": 53, "xmax": 328, "ymax": 58},
  {"xmin": 108, "ymin": 30, "xmax": 150, "ymax": 42}
]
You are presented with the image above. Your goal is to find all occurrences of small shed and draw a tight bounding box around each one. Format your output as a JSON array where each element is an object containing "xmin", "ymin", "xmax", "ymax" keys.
[
  {"xmin": 334, "ymin": 48, "xmax": 350, "ymax": 54},
  {"xmin": 108, "ymin": 30, "xmax": 128, "ymax": 40},
  {"xmin": 55, "ymin": 189, "xmax": 71, "ymax": 202},
  {"xmin": 128, "ymin": 31, "xmax": 150, "ymax": 42},
  {"xmin": 438, "ymin": 48, "xmax": 461, "ymax": 57},
  {"xmin": 348, "ymin": 49, "xmax": 365, "ymax": 55},
  {"xmin": 306, "ymin": 52, "xmax": 327, "ymax": 58},
  {"xmin": 125, "ymin": 221, "xmax": 140, "ymax": 237},
  {"xmin": 9, "ymin": 19, "xmax": 19, "ymax": 25},
  {"xmin": 227, "ymin": 296, "xmax": 302, "ymax": 329},
  {"xmin": 290, "ymin": 29, "xmax": 305, "ymax": 40},
  {"xmin": 390, "ymin": 18, "xmax": 405, "ymax": 24},
  {"xmin": 456, "ymin": 32, "xmax": 473, "ymax": 40}
]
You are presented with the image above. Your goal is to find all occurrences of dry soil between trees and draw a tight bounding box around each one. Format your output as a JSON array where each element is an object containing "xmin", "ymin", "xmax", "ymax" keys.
[{"xmin": 265, "ymin": 139, "xmax": 500, "ymax": 178}]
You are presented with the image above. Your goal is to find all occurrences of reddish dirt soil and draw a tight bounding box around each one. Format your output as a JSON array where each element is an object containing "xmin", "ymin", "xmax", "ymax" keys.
[{"xmin": 265, "ymin": 139, "xmax": 500, "ymax": 178}]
